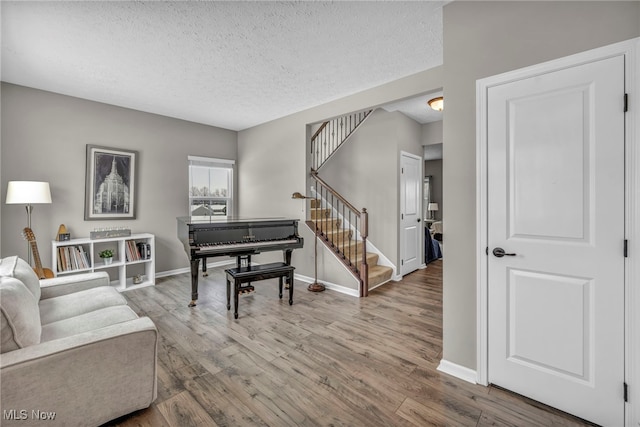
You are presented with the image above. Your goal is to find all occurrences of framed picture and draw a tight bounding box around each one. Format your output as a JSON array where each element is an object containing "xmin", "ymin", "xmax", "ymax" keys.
[{"xmin": 85, "ymin": 145, "xmax": 137, "ymax": 220}]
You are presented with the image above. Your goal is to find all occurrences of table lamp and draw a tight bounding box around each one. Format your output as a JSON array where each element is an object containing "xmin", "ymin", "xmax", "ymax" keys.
[{"xmin": 428, "ymin": 202, "xmax": 439, "ymax": 220}]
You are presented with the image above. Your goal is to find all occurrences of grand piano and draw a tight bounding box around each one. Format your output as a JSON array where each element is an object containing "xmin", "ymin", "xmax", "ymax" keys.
[{"xmin": 177, "ymin": 216, "xmax": 303, "ymax": 307}]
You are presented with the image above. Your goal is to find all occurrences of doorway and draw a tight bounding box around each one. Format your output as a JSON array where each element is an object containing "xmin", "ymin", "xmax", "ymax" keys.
[
  {"xmin": 400, "ymin": 151, "xmax": 423, "ymax": 276},
  {"xmin": 477, "ymin": 39, "xmax": 639, "ymax": 426}
]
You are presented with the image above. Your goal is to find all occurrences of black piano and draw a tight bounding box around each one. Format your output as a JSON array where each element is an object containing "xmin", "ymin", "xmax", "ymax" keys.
[{"xmin": 177, "ymin": 216, "xmax": 303, "ymax": 306}]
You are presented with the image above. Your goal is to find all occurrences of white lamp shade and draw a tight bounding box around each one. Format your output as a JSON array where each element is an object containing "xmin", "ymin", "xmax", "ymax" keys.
[
  {"xmin": 427, "ymin": 202, "xmax": 439, "ymax": 211},
  {"xmin": 6, "ymin": 181, "xmax": 52, "ymax": 204}
]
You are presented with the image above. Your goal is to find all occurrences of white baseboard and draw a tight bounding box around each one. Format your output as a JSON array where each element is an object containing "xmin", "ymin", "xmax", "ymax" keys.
[
  {"xmin": 437, "ymin": 359, "xmax": 478, "ymax": 384},
  {"xmin": 295, "ymin": 273, "xmax": 360, "ymax": 297},
  {"xmin": 156, "ymin": 259, "xmax": 235, "ymax": 278},
  {"xmin": 159, "ymin": 264, "xmax": 379, "ymax": 298}
]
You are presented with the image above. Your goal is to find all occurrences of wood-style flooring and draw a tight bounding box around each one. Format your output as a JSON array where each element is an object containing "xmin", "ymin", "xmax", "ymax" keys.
[{"xmin": 104, "ymin": 260, "xmax": 594, "ymax": 427}]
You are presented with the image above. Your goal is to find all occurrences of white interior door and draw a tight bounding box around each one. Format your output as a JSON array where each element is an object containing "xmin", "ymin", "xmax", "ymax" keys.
[
  {"xmin": 487, "ymin": 55, "xmax": 625, "ymax": 426},
  {"xmin": 401, "ymin": 152, "xmax": 422, "ymax": 275}
]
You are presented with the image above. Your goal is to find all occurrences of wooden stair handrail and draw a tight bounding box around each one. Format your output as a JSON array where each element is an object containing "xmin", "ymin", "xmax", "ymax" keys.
[
  {"xmin": 310, "ymin": 121, "xmax": 329, "ymax": 144},
  {"xmin": 310, "ymin": 170, "xmax": 361, "ymax": 216}
]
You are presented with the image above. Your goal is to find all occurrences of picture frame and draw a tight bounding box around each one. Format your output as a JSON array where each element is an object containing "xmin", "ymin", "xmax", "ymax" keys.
[{"xmin": 85, "ymin": 145, "xmax": 137, "ymax": 220}]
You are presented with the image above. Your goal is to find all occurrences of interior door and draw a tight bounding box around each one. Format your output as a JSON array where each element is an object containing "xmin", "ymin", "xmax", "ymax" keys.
[
  {"xmin": 487, "ymin": 55, "xmax": 625, "ymax": 426},
  {"xmin": 401, "ymin": 152, "xmax": 422, "ymax": 275}
]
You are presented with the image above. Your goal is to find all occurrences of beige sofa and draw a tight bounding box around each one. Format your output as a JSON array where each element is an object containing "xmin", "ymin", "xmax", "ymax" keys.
[{"xmin": 0, "ymin": 256, "xmax": 157, "ymax": 426}]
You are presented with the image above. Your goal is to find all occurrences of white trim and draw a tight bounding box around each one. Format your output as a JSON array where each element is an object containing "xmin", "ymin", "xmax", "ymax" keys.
[
  {"xmin": 187, "ymin": 155, "xmax": 235, "ymax": 165},
  {"xmin": 437, "ymin": 359, "xmax": 478, "ymax": 385},
  {"xmin": 370, "ymin": 244, "xmax": 397, "ymax": 279},
  {"xmin": 294, "ymin": 273, "xmax": 360, "ymax": 297},
  {"xmin": 156, "ymin": 259, "xmax": 235, "ymax": 278},
  {"xmin": 476, "ymin": 37, "xmax": 639, "ymax": 426},
  {"xmin": 476, "ymin": 62, "xmax": 490, "ymax": 387},
  {"xmin": 160, "ymin": 264, "xmax": 362, "ymax": 297},
  {"xmin": 625, "ymin": 38, "xmax": 640, "ymax": 427},
  {"xmin": 400, "ymin": 150, "xmax": 424, "ymax": 277}
]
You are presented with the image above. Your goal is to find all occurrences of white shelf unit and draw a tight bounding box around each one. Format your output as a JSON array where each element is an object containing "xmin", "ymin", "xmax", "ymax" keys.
[{"xmin": 51, "ymin": 233, "xmax": 155, "ymax": 291}]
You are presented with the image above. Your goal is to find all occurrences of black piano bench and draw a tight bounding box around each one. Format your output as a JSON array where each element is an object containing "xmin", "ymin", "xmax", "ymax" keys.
[{"xmin": 225, "ymin": 262, "xmax": 295, "ymax": 319}]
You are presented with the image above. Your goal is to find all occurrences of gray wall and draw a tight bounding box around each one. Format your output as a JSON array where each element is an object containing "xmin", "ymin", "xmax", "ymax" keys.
[
  {"xmin": 1, "ymin": 83, "xmax": 238, "ymax": 274},
  {"xmin": 421, "ymin": 120, "xmax": 442, "ymax": 146},
  {"xmin": 238, "ymin": 67, "xmax": 443, "ymax": 288},
  {"xmin": 442, "ymin": 1, "xmax": 640, "ymax": 369}
]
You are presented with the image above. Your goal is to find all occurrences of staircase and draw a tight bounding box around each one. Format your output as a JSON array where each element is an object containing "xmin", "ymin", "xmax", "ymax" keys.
[
  {"xmin": 307, "ymin": 110, "xmax": 394, "ymax": 296},
  {"xmin": 308, "ymin": 199, "xmax": 393, "ymax": 290}
]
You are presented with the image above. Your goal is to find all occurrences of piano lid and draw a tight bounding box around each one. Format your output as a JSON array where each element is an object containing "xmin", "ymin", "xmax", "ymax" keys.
[{"xmin": 177, "ymin": 216, "xmax": 296, "ymax": 225}]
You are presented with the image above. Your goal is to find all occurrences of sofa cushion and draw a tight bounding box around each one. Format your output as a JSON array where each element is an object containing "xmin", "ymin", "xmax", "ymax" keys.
[
  {"xmin": 0, "ymin": 256, "xmax": 41, "ymax": 301},
  {"xmin": 40, "ymin": 305, "xmax": 140, "ymax": 342},
  {"xmin": 39, "ymin": 286, "xmax": 128, "ymax": 325},
  {"xmin": 40, "ymin": 272, "xmax": 110, "ymax": 299},
  {"xmin": 0, "ymin": 277, "xmax": 41, "ymax": 353}
]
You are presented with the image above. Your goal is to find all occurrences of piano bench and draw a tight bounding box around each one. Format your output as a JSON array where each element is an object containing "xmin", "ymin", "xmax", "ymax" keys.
[{"xmin": 225, "ymin": 262, "xmax": 295, "ymax": 319}]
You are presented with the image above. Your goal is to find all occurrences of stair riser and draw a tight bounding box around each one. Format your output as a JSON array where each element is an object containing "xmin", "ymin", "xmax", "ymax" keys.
[{"xmin": 369, "ymin": 268, "xmax": 393, "ymax": 287}]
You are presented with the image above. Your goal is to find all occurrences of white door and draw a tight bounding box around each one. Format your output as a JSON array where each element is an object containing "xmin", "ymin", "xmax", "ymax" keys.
[
  {"xmin": 401, "ymin": 152, "xmax": 422, "ymax": 275},
  {"xmin": 487, "ymin": 55, "xmax": 625, "ymax": 426}
]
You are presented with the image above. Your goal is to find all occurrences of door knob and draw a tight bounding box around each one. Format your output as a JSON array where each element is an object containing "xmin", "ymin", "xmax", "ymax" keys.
[
  {"xmin": 417, "ymin": 218, "xmax": 421, "ymax": 223},
  {"xmin": 493, "ymin": 247, "xmax": 516, "ymax": 258}
]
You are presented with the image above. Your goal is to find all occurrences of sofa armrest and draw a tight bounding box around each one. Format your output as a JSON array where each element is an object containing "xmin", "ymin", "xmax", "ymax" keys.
[
  {"xmin": 0, "ymin": 317, "xmax": 157, "ymax": 426},
  {"xmin": 39, "ymin": 271, "xmax": 110, "ymax": 299}
]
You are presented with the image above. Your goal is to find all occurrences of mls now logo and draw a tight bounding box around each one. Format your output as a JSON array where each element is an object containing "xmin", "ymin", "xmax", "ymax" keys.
[{"xmin": 3, "ymin": 409, "xmax": 56, "ymax": 420}]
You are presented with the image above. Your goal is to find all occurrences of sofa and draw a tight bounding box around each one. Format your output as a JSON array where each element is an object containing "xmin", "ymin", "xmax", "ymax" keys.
[{"xmin": 0, "ymin": 256, "xmax": 158, "ymax": 426}]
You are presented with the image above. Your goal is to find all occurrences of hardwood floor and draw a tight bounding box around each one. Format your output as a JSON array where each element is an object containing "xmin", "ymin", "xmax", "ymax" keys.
[{"xmin": 104, "ymin": 260, "xmax": 594, "ymax": 427}]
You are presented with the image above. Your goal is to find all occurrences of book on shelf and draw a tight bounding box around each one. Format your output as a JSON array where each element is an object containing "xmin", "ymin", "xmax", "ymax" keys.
[
  {"xmin": 137, "ymin": 242, "xmax": 151, "ymax": 260},
  {"xmin": 123, "ymin": 240, "xmax": 151, "ymax": 262},
  {"xmin": 126, "ymin": 240, "xmax": 149, "ymax": 262},
  {"xmin": 57, "ymin": 245, "xmax": 91, "ymax": 272}
]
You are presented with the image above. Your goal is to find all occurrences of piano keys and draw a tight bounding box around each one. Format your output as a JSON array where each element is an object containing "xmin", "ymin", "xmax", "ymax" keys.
[{"xmin": 177, "ymin": 216, "xmax": 303, "ymax": 307}]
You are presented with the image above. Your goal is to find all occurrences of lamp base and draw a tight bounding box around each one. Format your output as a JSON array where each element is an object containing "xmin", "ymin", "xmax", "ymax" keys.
[{"xmin": 308, "ymin": 282, "xmax": 325, "ymax": 292}]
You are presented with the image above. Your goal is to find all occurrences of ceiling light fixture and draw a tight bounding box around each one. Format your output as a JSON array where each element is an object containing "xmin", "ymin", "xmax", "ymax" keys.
[{"xmin": 428, "ymin": 96, "xmax": 444, "ymax": 111}]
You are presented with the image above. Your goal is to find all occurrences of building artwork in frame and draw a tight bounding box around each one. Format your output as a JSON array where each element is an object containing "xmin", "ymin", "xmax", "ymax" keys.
[{"xmin": 85, "ymin": 145, "xmax": 137, "ymax": 220}]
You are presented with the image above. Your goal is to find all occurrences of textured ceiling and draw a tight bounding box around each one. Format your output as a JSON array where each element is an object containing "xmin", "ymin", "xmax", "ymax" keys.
[{"xmin": 1, "ymin": 1, "xmax": 445, "ymax": 131}]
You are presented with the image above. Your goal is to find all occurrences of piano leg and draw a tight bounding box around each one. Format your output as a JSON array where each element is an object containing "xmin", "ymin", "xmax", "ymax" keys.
[
  {"xmin": 234, "ymin": 279, "xmax": 239, "ymax": 319},
  {"xmin": 288, "ymin": 269, "xmax": 294, "ymax": 305},
  {"xmin": 202, "ymin": 256, "xmax": 208, "ymax": 277},
  {"xmin": 189, "ymin": 258, "xmax": 200, "ymax": 307},
  {"xmin": 284, "ymin": 249, "xmax": 293, "ymax": 289}
]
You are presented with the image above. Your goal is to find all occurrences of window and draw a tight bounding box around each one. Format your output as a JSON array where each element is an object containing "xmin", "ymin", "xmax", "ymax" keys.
[{"xmin": 188, "ymin": 156, "xmax": 234, "ymax": 218}]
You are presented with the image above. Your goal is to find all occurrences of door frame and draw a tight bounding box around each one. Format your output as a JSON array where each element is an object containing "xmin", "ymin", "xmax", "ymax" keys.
[
  {"xmin": 476, "ymin": 38, "xmax": 639, "ymax": 425},
  {"xmin": 400, "ymin": 151, "xmax": 424, "ymax": 276}
]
